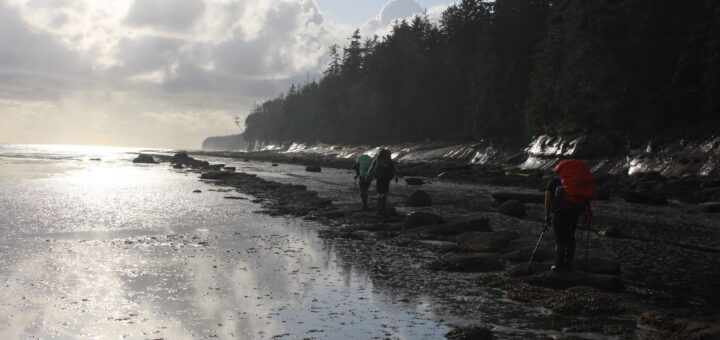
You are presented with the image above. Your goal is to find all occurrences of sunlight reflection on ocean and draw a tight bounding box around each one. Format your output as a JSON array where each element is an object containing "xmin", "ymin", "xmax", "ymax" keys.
[{"xmin": 0, "ymin": 144, "xmax": 450, "ymax": 339}]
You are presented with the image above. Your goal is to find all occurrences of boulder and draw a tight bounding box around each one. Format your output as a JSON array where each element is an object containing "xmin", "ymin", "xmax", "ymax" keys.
[
  {"xmin": 407, "ymin": 190, "xmax": 432, "ymax": 207},
  {"xmin": 171, "ymin": 151, "xmax": 190, "ymax": 161},
  {"xmin": 524, "ymin": 270, "xmax": 623, "ymax": 292},
  {"xmin": 305, "ymin": 166, "xmax": 322, "ymax": 172},
  {"xmin": 404, "ymin": 212, "xmax": 444, "ymax": 229},
  {"xmin": 272, "ymin": 163, "xmax": 279, "ymax": 167},
  {"xmin": 405, "ymin": 219, "xmax": 491, "ymax": 236},
  {"xmin": 455, "ymin": 231, "xmax": 518, "ymax": 253},
  {"xmin": 224, "ymin": 167, "xmax": 236, "ymax": 172},
  {"xmin": 132, "ymin": 154, "xmax": 157, "ymax": 164},
  {"xmin": 404, "ymin": 177, "xmax": 425, "ymax": 186},
  {"xmin": 200, "ymin": 171, "xmax": 236, "ymax": 180},
  {"xmin": 208, "ymin": 164, "xmax": 224, "ymax": 171},
  {"xmin": 429, "ymin": 254, "xmax": 504, "ymax": 272},
  {"xmin": 445, "ymin": 327, "xmax": 494, "ymax": 340},
  {"xmin": 624, "ymin": 191, "xmax": 668, "ymax": 205},
  {"xmin": 491, "ymin": 192, "xmax": 545, "ymax": 204},
  {"xmin": 173, "ymin": 163, "xmax": 184, "ymax": 169},
  {"xmin": 499, "ymin": 200, "xmax": 526, "ymax": 218}
]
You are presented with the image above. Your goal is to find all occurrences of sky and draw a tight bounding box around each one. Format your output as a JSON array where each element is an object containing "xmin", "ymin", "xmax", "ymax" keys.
[{"xmin": 0, "ymin": 0, "xmax": 453, "ymax": 149}]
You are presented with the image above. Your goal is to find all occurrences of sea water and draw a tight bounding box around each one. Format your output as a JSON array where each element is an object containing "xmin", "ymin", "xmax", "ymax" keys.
[{"xmin": 0, "ymin": 144, "xmax": 449, "ymax": 339}]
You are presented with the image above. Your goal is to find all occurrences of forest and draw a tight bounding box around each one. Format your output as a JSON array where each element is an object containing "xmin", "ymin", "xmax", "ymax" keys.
[{"xmin": 240, "ymin": 0, "xmax": 720, "ymax": 146}]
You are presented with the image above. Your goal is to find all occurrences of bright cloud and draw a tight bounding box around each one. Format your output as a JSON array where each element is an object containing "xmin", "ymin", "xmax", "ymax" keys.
[{"xmin": 0, "ymin": 0, "xmax": 449, "ymax": 148}]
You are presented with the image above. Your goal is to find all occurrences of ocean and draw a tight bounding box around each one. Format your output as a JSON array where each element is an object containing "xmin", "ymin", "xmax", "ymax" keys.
[{"xmin": 0, "ymin": 144, "xmax": 448, "ymax": 339}]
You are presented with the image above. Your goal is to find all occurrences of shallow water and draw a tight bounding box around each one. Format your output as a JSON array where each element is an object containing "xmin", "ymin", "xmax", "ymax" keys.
[{"xmin": 0, "ymin": 145, "xmax": 450, "ymax": 339}]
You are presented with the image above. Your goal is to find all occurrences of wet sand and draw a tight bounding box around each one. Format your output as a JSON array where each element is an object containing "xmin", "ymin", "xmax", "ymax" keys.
[{"xmin": 179, "ymin": 152, "xmax": 720, "ymax": 339}]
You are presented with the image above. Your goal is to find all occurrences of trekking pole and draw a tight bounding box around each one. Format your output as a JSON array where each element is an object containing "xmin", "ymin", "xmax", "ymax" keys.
[{"xmin": 527, "ymin": 223, "xmax": 549, "ymax": 274}]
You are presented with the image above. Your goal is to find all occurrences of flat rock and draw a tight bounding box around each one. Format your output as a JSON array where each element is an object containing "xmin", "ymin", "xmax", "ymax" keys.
[
  {"xmin": 404, "ymin": 177, "xmax": 425, "ymax": 186},
  {"xmin": 407, "ymin": 190, "xmax": 432, "ymax": 207},
  {"xmin": 454, "ymin": 231, "xmax": 518, "ymax": 253},
  {"xmin": 305, "ymin": 166, "xmax": 322, "ymax": 172},
  {"xmin": 405, "ymin": 219, "xmax": 491, "ymax": 236},
  {"xmin": 404, "ymin": 212, "xmax": 444, "ymax": 229},
  {"xmin": 444, "ymin": 327, "xmax": 493, "ymax": 340},
  {"xmin": 574, "ymin": 255, "xmax": 622, "ymax": 275},
  {"xmin": 524, "ymin": 270, "xmax": 623, "ymax": 292},
  {"xmin": 201, "ymin": 171, "xmax": 237, "ymax": 180},
  {"xmin": 491, "ymin": 192, "xmax": 545, "ymax": 203},
  {"xmin": 498, "ymin": 200, "xmax": 526, "ymax": 218},
  {"xmin": 429, "ymin": 253, "xmax": 504, "ymax": 272},
  {"xmin": 699, "ymin": 202, "xmax": 720, "ymax": 213},
  {"xmin": 504, "ymin": 246, "xmax": 554, "ymax": 263},
  {"xmin": 624, "ymin": 191, "xmax": 668, "ymax": 205},
  {"xmin": 132, "ymin": 154, "xmax": 157, "ymax": 164}
]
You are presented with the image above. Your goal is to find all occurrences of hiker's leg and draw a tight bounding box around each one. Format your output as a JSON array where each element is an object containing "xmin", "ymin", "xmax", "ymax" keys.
[
  {"xmin": 564, "ymin": 208, "xmax": 581, "ymax": 271},
  {"xmin": 376, "ymin": 180, "xmax": 389, "ymax": 215},
  {"xmin": 552, "ymin": 211, "xmax": 567, "ymax": 270},
  {"xmin": 359, "ymin": 177, "xmax": 369, "ymax": 210}
]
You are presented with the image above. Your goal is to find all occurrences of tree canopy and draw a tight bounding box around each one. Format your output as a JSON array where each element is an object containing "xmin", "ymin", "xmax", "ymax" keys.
[{"xmin": 241, "ymin": 0, "xmax": 720, "ymax": 147}]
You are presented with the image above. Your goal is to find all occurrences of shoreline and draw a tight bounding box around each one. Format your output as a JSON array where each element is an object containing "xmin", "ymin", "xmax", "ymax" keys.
[{"xmin": 145, "ymin": 151, "xmax": 720, "ymax": 338}]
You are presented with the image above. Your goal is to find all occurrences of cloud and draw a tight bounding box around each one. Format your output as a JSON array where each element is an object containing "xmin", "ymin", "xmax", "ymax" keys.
[
  {"xmin": 0, "ymin": 0, "xmax": 341, "ymax": 148},
  {"xmin": 124, "ymin": 0, "xmax": 206, "ymax": 31},
  {"xmin": 362, "ymin": 0, "xmax": 423, "ymax": 34}
]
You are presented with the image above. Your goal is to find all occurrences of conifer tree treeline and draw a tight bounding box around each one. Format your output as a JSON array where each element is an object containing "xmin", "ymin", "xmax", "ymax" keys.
[{"xmin": 242, "ymin": 0, "xmax": 720, "ymax": 146}]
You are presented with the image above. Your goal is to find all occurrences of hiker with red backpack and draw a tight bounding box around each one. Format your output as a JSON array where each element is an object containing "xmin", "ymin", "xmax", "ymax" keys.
[
  {"xmin": 544, "ymin": 159, "xmax": 596, "ymax": 272},
  {"xmin": 368, "ymin": 149, "xmax": 399, "ymax": 216}
]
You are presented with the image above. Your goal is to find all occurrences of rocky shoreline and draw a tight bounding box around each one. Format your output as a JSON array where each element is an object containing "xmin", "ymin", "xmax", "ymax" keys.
[{"xmin": 135, "ymin": 151, "xmax": 720, "ymax": 339}]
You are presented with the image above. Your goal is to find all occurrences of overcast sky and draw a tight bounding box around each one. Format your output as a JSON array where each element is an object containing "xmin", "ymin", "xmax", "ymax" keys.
[{"xmin": 0, "ymin": 0, "xmax": 452, "ymax": 149}]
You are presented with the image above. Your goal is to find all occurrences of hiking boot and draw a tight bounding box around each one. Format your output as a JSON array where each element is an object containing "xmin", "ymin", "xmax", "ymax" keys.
[{"xmin": 377, "ymin": 196, "xmax": 387, "ymax": 216}]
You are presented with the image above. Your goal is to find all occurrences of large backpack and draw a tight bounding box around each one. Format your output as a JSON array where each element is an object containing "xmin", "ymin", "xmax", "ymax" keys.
[
  {"xmin": 375, "ymin": 159, "xmax": 395, "ymax": 181},
  {"xmin": 554, "ymin": 159, "xmax": 596, "ymax": 219}
]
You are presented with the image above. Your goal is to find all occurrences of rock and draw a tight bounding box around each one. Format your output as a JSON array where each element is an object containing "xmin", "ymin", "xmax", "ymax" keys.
[
  {"xmin": 504, "ymin": 246, "xmax": 554, "ymax": 263},
  {"xmin": 208, "ymin": 164, "xmax": 225, "ymax": 171},
  {"xmin": 200, "ymin": 171, "xmax": 236, "ymax": 180},
  {"xmin": 404, "ymin": 212, "xmax": 444, "ymax": 229},
  {"xmin": 171, "ymin": 151, "xmax": 190, "ymax": 161},
  {"xmin": 624, "ymin": 191, "xmax": 668, "ymax": 205},
  {"xmin": 224, "ymin": 196, "xmax": 247, "ymax": 200},
  {"xmin": 499, "ymin": 200, "xmax": 526, "ymax": 218},
  {"xmin": 224, "ymin": 167, "xmax": 236, "ymax": 172},
  {"xmin": 405, "ymin": 177, "xmax": 424, "ymax": 186},
  {"xmin": 405, "ymin": 219, "xmax": 491, "ymax": 236},
  {"xmin": 272, "ymin": 164, "xmax": 278, "ymax": 167},
  {"xmin": 132, "ymin": 154, "xmax": 157, "ymax": 164},
  {"xmin": 305, "ymin": 166, "xmax": 322, "ymax": 172},
  {"xmin": 491, "ymin": 192, "xmax": 545, "ymax": 204},
  {"xmin": 456, "ymin": 231, "xmax": 518, "ymax": 253},
  {"xmin": 525, "ymin": 270, "xmax": 623, "ymax": 292},
  {"xmin": 173, "ymin": 163, "xmax": 184, "ymax": 169},
  {"xmin": 575, "ymin": 255, "xmax": 622, "ymax": 275},
  {"xmin": 597, "ymin": 226, "xmax": 620, "ymax": 237},
  {"xmin": 595, "ymin": 185, "xmax": 611, "ymax": 201},
  {"xmin": 193, "ymin": 190, "xmax": 202, "ymax": 193},
  {"xmin": 89, "ymin": 158, "xmax": 101, "ymax": 161},
  {"xmin": 407, "ymin": 190, "xmax": 432, "ymax": 207},
  {"xmin": 445, "ymin": 326, "xmax": 494, "ymax": 340},
  {"xmin": 506, "ymin": 262, "xmax": 553, "ymax": 276},
  {"xmin": 699, "ymin": 202, "xmax": 720, "ymax": 213},
  {"xmin": 429, "ymin": 254, "xmax": 504, "ymax": 272}
]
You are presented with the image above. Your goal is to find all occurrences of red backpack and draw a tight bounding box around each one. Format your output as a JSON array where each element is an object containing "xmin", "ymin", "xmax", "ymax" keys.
[{"xmin": 554, "ymin": 159, "xmax": 596, "ymax": 219}]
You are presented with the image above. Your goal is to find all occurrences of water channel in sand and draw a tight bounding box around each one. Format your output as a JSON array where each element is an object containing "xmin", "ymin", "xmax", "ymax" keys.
[{"xmin": 0, "ymin": 145, "xmax": 451, "ymax": 339}]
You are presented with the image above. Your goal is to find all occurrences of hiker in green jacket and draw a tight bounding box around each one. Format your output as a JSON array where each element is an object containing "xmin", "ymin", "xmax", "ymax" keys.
[
  {"xmin": 368, "ymin": 149, "xmax": 399, "ymax": 216},
  {"xmin": 354, "ymin": 153, "xmax": 374, "ymax": 210}
]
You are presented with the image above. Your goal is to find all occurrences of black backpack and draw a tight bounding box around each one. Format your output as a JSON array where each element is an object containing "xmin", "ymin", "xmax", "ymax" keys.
[{"xmin": 375, "ymin": 159, "xmax": 395, "ymax": 181}]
